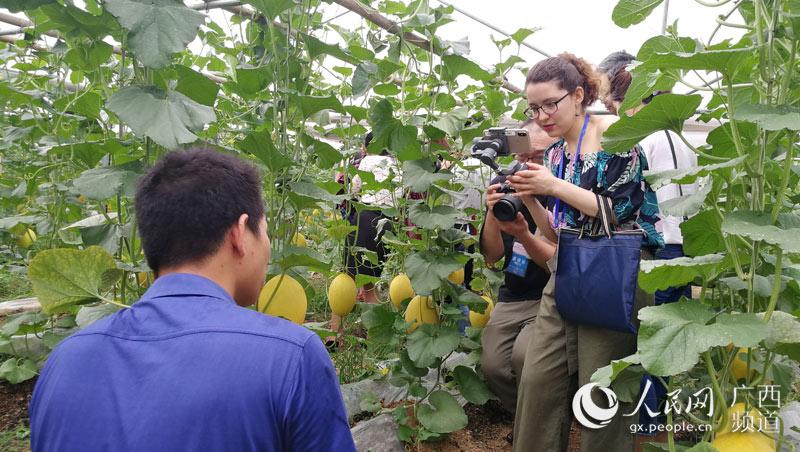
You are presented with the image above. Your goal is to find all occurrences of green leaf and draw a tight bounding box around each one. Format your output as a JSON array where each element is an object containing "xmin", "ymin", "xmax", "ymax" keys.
[
  {"xmin": 644, "ymin": 156, "xmax": 746, "ymax": 190},
  {"xmin": 646, "ymin": 47, "xmax": 755, "ymax": 78},
  {"xmin": 243, "ymin": 0, "xmax": 297, "ymax": 19},
  {"xmin": 289, "ymin": 181, "xmax": 345, "ymax": 204},
  {"xmin": 76, "ymin": 303, "xmax": 120, "ymax": 329},
  {"xmin": 721, "ymin": 211, "xmax": 800, "ymax": 253},
  {"xmin": 53, "ymin": 91, "xmax": 103, "ymax": 120},
  {"xmin": 301, "ymin": 135, "xmax": 343, "ymax": 169},
  {"xmin": 173, "ymin": 64, "xmax": 219, "ymax": 106},
  {"xmin": 400, "ymin": 349, "xmax": 429, "ymax": 377},
  {"xmin": 71, "ymin": 166, "xmax": 140, "ymax": 200},
  {"xmin": 638, "ymin": 254, "xmax": 727, "ymax": 293},
  {"xmin": 402, "ymin": 159, "xmax": 452, "ymax": 192},
  {"xmin": 591, "ymin": 353, "xmax": 641, "ymax": 387},
  {"xmin": 0, "ymin": 0, "xmax": 55, "ymax": 13},
  {"xmin": 352, "ymin": 62, "xmax": 379, "ymax": 97},
  {"xmin": 232, "ymin": 67, "xmax": 271, "ymax": 98},
  {"xmin": 293, "ymin": 94, "xmax": 345, "ymax": 118},
  {"xmin": 272, "ymin": 246, "xmax": 331, "ymax": 272},
  {"xmin": 0, "ymin": 215, "xmax": 42, "ymax": 231},
  {"xmin": 442, "ymin": 54, "xmax": 494, "ymax": 82},
  {"xmin": 301, "ymin": 33, "xmax": 357, "ymax": 65},
  {"xmin": 390, "ymin": 125, "xmax": 423, "ymax": 161},
  {"xmin": 602, "ymin": 94, "xmax": 702, "ymax": 153},
  {"xmin": 732, "ymin": 103, "xmax": 800, "ymax": 131},
  {"xmin": 612, "ymin": 0, "xmax": 664, "ymax": 28},
  {"xmin": 407, "ymin": 324, "xmax": 461, "ymax": 368},
  {"xmin": 64, "ymin": 41, "xmax": 113, "ymax": 71},
  {"xmin": 34, "ymin": 4, "xmax": 119, "ymax": 38},
  {"xmin": 638, "ymin": 303, "xmax": 766, "ymax": 375},
  {"xmin": 417, "ymin": 390, "xmax": 468, "ymax": 434},
  {"xmin": 0, "ymin": 358, "xmax": 38, "ymax": 384},
  {"xmin": 361, "ymin": 304, "xmax": 398, "ymax": 345},
  {"xmin": 404, "ymin": 251, "xmax": 463, "ymax": 295},
  {"xmin": 510, "ymin": 27, "xmax": 536, "ymax": 44},
  {"xmin": 452, "ymin": 366, "xmax": 497, "ymax": 405},
  {"xmin": 408, "ymin": 204, "xmax": 460, "ymax": 230},
  {"xmin": 104, "ymin": 0, "xmax": 205, "ymax": 69},
  {"xmin": 658, "ymin": 181, "xmax": 711, "ymax": 217},
  {"xmin": 432, "ymin": 106, "xmax": 470, "ymax": 137},
  {"xmin": 484, "ymin": 91, "xmax": 507, "ymax": 118},
  {"xmin": 106, "ymin": 86, "xmax": 216, "ymax": 149},
  {"xmin": 28, "ymin": 246, "xmax": 122, "ymax": 314},
  {"xmin": 760, "ymin": 311, "xmax": 800, "ymax": 347},
  {"xmin": 637, "ymin": 35, "xmax": 697, "ymax": 61},
  {"xmin": 238, "ymin": 129, "xmax": 292, "ymax": 172},
  {"xmin": 680, "ymin": 210, "xmax": 726, "ymax": 256}
]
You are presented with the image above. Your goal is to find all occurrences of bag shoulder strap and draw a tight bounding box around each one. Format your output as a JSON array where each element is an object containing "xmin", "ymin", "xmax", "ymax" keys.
[{"xmin": 663, "ymin": 131, "xmax": 684, "ymax": 197}]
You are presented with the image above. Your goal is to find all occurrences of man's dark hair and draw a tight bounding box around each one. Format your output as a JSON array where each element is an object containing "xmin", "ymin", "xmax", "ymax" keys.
[{"xmin": 135, "ymin": 148, "xmax": 264, "ymax": 272}]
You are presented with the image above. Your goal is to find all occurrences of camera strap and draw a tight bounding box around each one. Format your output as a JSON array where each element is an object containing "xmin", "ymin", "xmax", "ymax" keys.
[{"xmin": 552, "ymin": 114, "xmax": 590, "ymax": 228}]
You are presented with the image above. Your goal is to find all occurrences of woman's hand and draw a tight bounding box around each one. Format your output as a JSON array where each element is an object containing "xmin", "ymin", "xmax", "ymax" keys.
[
  {"xmin": 496, "ymin": 213, "xmax": 530, "ymax": 240},
  {"xmin": 507, "ymin": 163, "xmax": 559, "ymax": 197}
]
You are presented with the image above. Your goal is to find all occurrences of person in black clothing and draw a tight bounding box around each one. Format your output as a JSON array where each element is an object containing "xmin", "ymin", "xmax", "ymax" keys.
[{"xmin": 478, "ymin": 120, "xmax": 557, "ymax": 414}]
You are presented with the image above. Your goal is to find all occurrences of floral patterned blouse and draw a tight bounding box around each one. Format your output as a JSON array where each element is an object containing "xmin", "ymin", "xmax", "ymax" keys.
[{"xmin": 543, "ymin": 138, "xmax": 664, "ymax": 249}]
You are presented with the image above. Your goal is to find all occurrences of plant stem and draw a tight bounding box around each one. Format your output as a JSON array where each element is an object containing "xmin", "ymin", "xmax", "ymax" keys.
[{"xmin": 764, "ymin": 249, "xmax": 782, "ymax": 322}]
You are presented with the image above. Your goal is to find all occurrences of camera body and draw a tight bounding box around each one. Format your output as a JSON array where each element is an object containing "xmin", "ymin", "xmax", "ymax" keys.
[{"xmin": 471, "ymin": 128, "xmax": 531, "ymax": 222}]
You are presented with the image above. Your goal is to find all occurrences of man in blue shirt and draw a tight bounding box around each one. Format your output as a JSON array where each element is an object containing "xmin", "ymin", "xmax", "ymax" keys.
[{"xmin": 30, "ymin": 148, "xmax": 355, "ymax": 452}]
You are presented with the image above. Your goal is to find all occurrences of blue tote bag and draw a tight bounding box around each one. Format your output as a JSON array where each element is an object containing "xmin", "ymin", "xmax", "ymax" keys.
[{"xmin": 554, "ymin": 194, "xmax": 643, "ymax": 334}]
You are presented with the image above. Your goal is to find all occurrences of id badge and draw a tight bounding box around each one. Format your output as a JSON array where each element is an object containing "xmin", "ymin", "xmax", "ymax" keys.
[{"xmin": 506, "ymin": 242, "xmax": 529, "ymax": 277}]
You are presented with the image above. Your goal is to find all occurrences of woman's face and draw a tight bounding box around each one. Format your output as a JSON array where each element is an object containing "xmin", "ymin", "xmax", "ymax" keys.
[{"xmin": 525, "ymin": 80, "xmax": 582, "ymax": 138}]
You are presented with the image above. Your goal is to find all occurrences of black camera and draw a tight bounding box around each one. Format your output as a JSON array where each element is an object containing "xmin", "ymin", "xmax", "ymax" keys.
[{"xmin": 471, "ymin": 128, "xmax": 531, "ymax": 222}]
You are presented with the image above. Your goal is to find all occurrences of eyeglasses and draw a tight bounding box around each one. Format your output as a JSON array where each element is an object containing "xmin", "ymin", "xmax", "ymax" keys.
[{"xmin": 523, "ymin": 92, "xmax": 571, "ymax": 119}]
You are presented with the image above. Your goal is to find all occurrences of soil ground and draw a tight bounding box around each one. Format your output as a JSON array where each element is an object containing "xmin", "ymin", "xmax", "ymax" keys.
[{"xmin": 0, "ymin": 379, "xmax": 33, "ymax": 452}]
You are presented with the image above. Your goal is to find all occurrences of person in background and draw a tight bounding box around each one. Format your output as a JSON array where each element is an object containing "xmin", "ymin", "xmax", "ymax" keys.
[
  {"xmin": 30, "ymin": 148, "xmax": 355, "ymax": 452},
  {"xmin": 508, "ymin": 53, "xmax": 663, "ymax": 452},
  {"xmin": 479, "ymin": 120, "xmax": 557, "ymax": 417},
  {"xmin": 329, "ymin": 133, "xmax": 400, "ymax": 345}
]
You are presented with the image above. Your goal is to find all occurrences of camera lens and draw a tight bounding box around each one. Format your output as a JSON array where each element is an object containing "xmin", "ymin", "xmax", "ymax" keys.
[{"xmin": 493, "ymin": 195, "xmax": 523, "ymax": 222}]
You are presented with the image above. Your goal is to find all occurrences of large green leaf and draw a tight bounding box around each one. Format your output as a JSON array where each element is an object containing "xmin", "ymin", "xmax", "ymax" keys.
[
  {"xmin": 417, "ymin": 390, "xmax": 468, "ymax": 434},
  {"xmin": 589, "ymin": 353, "xmax": 645, "ymax": 403},
  {"xmin": 106, "ymin": 86, "xmax": 216, "ymax": 149},
  {"xmin": 301, "ymin": 33, "xmax": 357, "ymax": 65},
  {"xmin": 680, "ymin": 210, "xmax": 726, "ymax": 256},
  {"xmin": 646, "ymin": 47, "xmax": 755, "ymax": 78},
  {"xmin": 361, "ymin": 304, "xmax": 398, "ymax": 345},
  {"xmin": 402, "ymin": 159, "xmax": 452, "ymax": 192},
  {"xmin": 390, "ymin": 125, "xmax": 423, "ymax": 161},
  {"xmin": 441, "ymin": 54, "xmax": 494, "ymax": 82},
  {"xmin": 238, "ymin": 129, "xmax": 292, "ymax": 171},
  {"xmin": 53, "ymin": 91, "xmax": 103, "ymax": 120},
  {"xmin": 602, "ymin": 94, "xmax": 702, "ymax": 153},
  {"xmin": 638, "ymin": 303, "xmax": 766, "ymax": 375},
  {"xmin": 301, "ymin": 135, "xmax": 343, "ymax": 169},
  {"xmin": 432, "ymin": 107, "xmax": 470, "ymax": 137},
  {"xmin": 638, "ymin": 254, "xmax": 727, "ymax": 293},
  {"xmin": 658, "ymin": 181, "xmax": 711, "ymax": 217},
  {"xmin": 104, "ymin": 0, "xmax": 205, "ymax": 69},
  {"xmin": 243, "ymin": 0, "xmax": 297, "ymax": 19},
  {"xmin": 0, "ymin": 0, "xmax": 55, "ymax": 13},
  {"xmin": 644, "ymin": 156, "xmax": 746, "ymax": 190},
  {"xmin": 0, "ymin": 358, "xmax": 38, "ymax": 384},
  {"xmin": 71, "ymin": 166, "xmax": 140, "ymax": 200},
  {"xmin": 760, "ymin": 311, "xmax": 800, "ymax": 347},
  {"xmin": 173, "ymin": 64, "xmax": 219, "ymax": 106},
  {"xmin": 28, "ymin": 246, "xmax": 123, "ymax": 314},
  {"xmin": 293, "ymin": 94, "xmax": 345, "ymax": 118},
  {"xmin": 407, "ymin": 324, "xmax": 461, "ymax": 368},
  {"xmin": 33, "ymin": 4, "xmax": 119, "ymax": 38},
  {"xmin": 452, "ymin": 366, "xmax": 497, "ymax": 405},
  {"xmin": 408, "ymin": 204, "xmax": 460, "ymax": 230},
  {"xmin": 732, "ymin": 103, "xmax": 800, "ymax": 131},
  {"xmin": 637, "ymin": 35, "xmax": 697, "ymax": 61},
  {"xmin": 721, "ymin": 211, "xmax": 800, "ymax": 253},
  {"xmin": 352, "ymin": 62, "xmax": 379, "ymax": 97},
  {"xmin": 611, "ymin": 0, "xmax": 664, "ymax": 28},
  {"xmin": 404, "ymin": 251, "xmax": 462, "ymax": 295}
]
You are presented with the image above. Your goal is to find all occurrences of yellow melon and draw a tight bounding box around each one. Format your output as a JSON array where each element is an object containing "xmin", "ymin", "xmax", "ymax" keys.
[
  {"xmin": 389, "ymin": 274, "xmax": 415, "ymax": 308},
  {"xmin": 328, "ymin": 273, "xmax": 357, "ymax": 316},
  {"xmin": 447, "ymin": 268, "xmax": 464, "ymax": 285},
  {"xmin": 258, "ymin": 275, "xmax": 307, "ymax": 324},
  {"xmin": 291, "ymin": 232, "xmax": 308, "ymax": 247},
  {"xmin": 469, "ymin": 295, "xmax": 494, "ymax": 327},
  {"xmin": 717, "ymin": 403, "xmax": 766, "ymax": 436},
  {"xmin": 711, "ymin": 432, "xmax": 775, "ymax": 452},
  {"xmin": 17, "ymin": 228, "xmax": 36, "ymax": 249},
  {"xmin": 404, "ymin": 295, "xmax": 438, "ymax": 332}
]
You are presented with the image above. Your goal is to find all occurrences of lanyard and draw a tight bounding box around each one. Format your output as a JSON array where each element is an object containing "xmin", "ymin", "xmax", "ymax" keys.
[{"xmin": 552, "ymin": 114, "xmax": 590, "ymax": 229}]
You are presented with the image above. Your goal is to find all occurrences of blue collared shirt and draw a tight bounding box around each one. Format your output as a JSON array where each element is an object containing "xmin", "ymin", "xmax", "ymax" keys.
[{"xmin": 30, "ymin": 273, "xmax": 355, "ymax": 452}]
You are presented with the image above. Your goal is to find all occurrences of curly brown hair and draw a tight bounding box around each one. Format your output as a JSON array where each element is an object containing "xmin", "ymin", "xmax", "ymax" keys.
[{"xmin": 525, "ymin": 53, "xmax": 603, "ymax": 109}]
